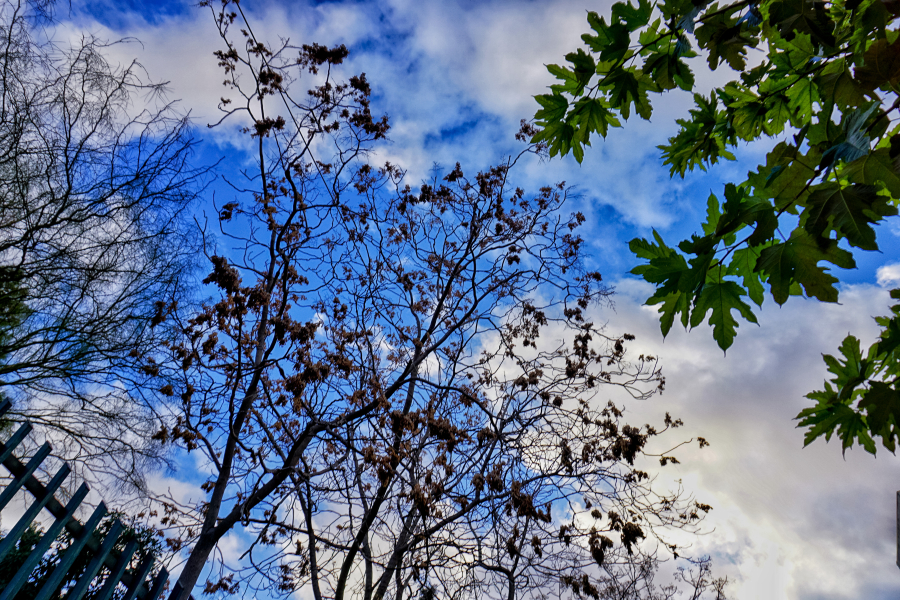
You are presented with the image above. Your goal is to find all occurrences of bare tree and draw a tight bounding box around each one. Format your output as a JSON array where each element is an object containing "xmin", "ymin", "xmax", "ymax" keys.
[
  {"xmin": 0, "ymin": 0, "xmax": 207, "ymax": 488},
  {"xmin": 144, "ymin": 4, "xmax": 721, "ymax": 599}
]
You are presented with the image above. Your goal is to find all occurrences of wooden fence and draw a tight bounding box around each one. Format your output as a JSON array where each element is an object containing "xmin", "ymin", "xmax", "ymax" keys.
[{"xmin": 0, "ymin": 399, "xmax": 192, "ymax": 600}]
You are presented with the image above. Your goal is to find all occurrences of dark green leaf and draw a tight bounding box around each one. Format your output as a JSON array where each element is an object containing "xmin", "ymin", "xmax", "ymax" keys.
[
  {"xmin": 611, "ymin": 0, "xmax": 653, "ymax": 28},
  {"xmin": 767, "ymin": 0, "xmax": 836, "ymax": 48},
  {"xmin": 532, "ymin": 121, "xmax": 576, "ymax": 160},
  {"xmin": 874, "ymin": 303, "xmax": 900, "ymax": 358},
  {"xmin": 828, "ymin": 335, "xmax": 867, "ymax": 394},
  {"xmin": 659, "ymin": 92, "xmax": 735, "ymax": 176},
  {"xmin": 534, "ymin": 94, "xmax": 569, "ymax": 123},
  {"xmin": 605, "ymin": 69, "xmax": 653, "ymax": 120},
  {"xmin": 802, "ymin": 183, "xmax": 896, "ymax": 251},
  {"xmin": 858, "ymin": 382, "xmax": 900, "ymax": 442},
  {"xmin": 689, "ymin": 274, "xmax": 758, "ymax": 351},
  {"xmin": 649, "ymin": 290, "xmax": 691, "ymax": 337},
  {"xmin": 566, "ymin": 49, "xmax": 597, "ymax": 89},
  {"xmin": 853, "ymin": 37, "xmax": 900, "ymax": 91},
  {"xmin": 695, "ymin": 11, "xmax": 758, "ymax": 71},
  {"xmin": 841, "ymin": 148, "xmax": 900, "ymax": 198},
  {"xmin": 585, "ymin": 14, "xmax": 632, "ymax": 62},
  {"xmin": 701, "ymin": 193, "xmax": 722, "ymax": 236},
  {"xmin": 746, "ymin": 142, "xmax": 820, "ymax": 209},
  {"xmin": 816, "ymin": 60, "xmax": 870, "ymax": 110},
  {"xmin": 837, "ymin": 410, "xmax": 877, "ymax": 454},
  {"xmin": 569, "ymin": 97, "xmax": 619, "ymax": 139},
  {"xmin": 727, "ymin": 245, "xmax": 771, "ymax": 307},
  {"xmin": 785, "ymin": 78, "xmax": 819, "ymax": 125},
  {"xmin": 755, "ymin": 229, "xmax": 855, "ymax": 304}
]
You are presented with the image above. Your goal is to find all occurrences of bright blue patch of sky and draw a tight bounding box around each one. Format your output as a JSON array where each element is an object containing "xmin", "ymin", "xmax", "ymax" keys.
[{"xmin": 77, "ymin": 0, "xmax": 191, "ymax": 28}]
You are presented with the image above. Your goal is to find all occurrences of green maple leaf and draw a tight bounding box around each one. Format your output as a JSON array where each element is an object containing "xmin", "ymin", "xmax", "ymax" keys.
[
  {"xmin": 701, "ymin": 193, "xmax": 723, "ymax": 235},
  {"xmin": 766, "ymin": 0, "xmax": 836, "ymax": 48},
  {"xmin": 566, "ymin": 49, "xmax": 597, "ymax": 91},
  {"xmin": 826, "ymin": 335, "xmax": 868, "ymax": 395},
  {"xmin": 755, "ymin": 230, "xmax": 855, "ymax": 304},
  {"xmin": 858, "ymin": 382, "xmax": 900, "ymax": 446},
  {"xmin": 771, "ymin": 32, "xmax": 816, "ymax": 71},
  {"xmin": 584, "ymin": 13, "xmax": 632, "ymax": 62},
  {"xmin": 815, "ymin": 60, "xmax": 870, "ymax": 110},
  {"xmin": 671, "ymin": 58, "xmax": 696, "ymax": 92},
  {"xmin": 658, "ymin": 0, "xmax": 695, "ymax": 21},
  {"xmin": 836, "ymin": 410, "xmax": 878, "ymax": 454},
  {"xmin": 630, "ymin": 232, "xmax": 699, "ymax": 336},
  {"xmin": 709, "ymin": 183, "xmax": 777, "ymax": 244},
  {"xmin": 840, "ymin": 148, "xmax": 900, "ymax": 198},
  {"xmin": 747, "ymin": 142, "xmax": 819, "ymax": 209},
  {"xmin": 853, "ymin": 37, "xmax": 900, "ymax": 91},
  {"xmin": 785, "ymin": 78, "xmax": 819, "ymax": 125},
  {"xmin": 611, "ymin": 0, "xmax": 653, "ymax": 28},
  {"xmin": 533, "ymin": 121, "xmax": 575, "ymax": 159},
  {"xmin": 798, "ymin": 336, "xmax": 879, "ymax": 455},
  {"xmin": 660, "ymin": 92, "xmax": 735, "ymax": 176},
  {"xmin": 727, "ymin": 244, "xmax": 772, "ymax": 307},
  {"xmin": 731, "ymin": 101, "xmax": 769, "ymax": 141},
  {"xmin": 689, "ymin": 273, "xmax": 758, "ymax": 351},
  {"xmin": 546, "ymin": 63, "xmax": 579, "ymax": 92},
  {"xmin": 643, "ymin": 52, "xmax": 694, "ymax": 91},
  {"xmin": 650, "ymin": 290, "xmax": 691, "ymax": 337},
  {"xmin": 606, "ymin": 69, "xmax": 652, "ymax": 120},
  {"xmin": 796, "ymin": 398, "xmax": 875, "ymax": 455},
  {"xmin": 797, "ymin": 398, "xmax": 849, "ymax": 444},
  {"xmin": 534, "ymin": 94, "xmax": 568, "ymax": 123},
  {"xmin": 763, "ymin": 95, "xmax": 792, "ymax": 135},
  {"xmin": 802, "ymin": 183, "xmax": 896, "ymax": 251},
  {"xmin": 695, "ymin": 12, "xmax": 758, "ymax": 71},
  {"xmin": 874, "ymin": 305, "xmax": 900, "ymax": 357},
  {"xmin": 570, "ymin": 97, "xmax": 619, "ymax": 140},
  {"xmin": 630, "ymin": 232, "xmax": 694, "ymax": 295}
]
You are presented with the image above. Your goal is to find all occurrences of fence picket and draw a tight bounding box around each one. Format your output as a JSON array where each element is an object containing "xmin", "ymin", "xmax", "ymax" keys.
[
  {"xmin": 0, "ymin": 422, "xmax": 32, "ymax": 465},
  {"xmin": 0, "ymin": 462, "xmax": 71, "ymax": 563},
  {"xmin": 64, "ymin": 519, "xmax": 125, "ymax": 600},
  {"xmin": 94, "ymin": 538, "xmax": 139, "ymax": 600},
  {"xmin": 33, "ymin": 502, "xmax": 108, "ymax": 600},
  {"xmin": 0, "ymin": 482, "xmax": 89, "ymax": 600},
  {"xmin": 122, "ymin": 555, "xmax": 157, "ymax": 600},
  {"xmin": 147, "ymin": 568, "xmax": 170, "ymax": 600},
  {"xmin": 0, "ymin": 405, "xmax": 191, "ymax": 600},
  {"xmin": 0, "ymin": 442, "xmax": 50, "ymax": 512}
]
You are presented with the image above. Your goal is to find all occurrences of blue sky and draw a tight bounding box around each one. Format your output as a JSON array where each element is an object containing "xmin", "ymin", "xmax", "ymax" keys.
[{"xmin": 57, "ymin": 0, "xmax": 900, "ymax": 597}]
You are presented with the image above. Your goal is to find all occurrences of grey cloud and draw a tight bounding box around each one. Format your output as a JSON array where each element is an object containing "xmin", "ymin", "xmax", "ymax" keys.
[{"xmin": 597, "ymin": 281, "xmax": 899, "ymax": 599}]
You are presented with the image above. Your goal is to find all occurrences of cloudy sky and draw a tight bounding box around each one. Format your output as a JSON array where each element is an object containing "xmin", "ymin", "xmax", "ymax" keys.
[{"xmin": 58, "ymin": 0, "xmax": 900, "ymax": 597}]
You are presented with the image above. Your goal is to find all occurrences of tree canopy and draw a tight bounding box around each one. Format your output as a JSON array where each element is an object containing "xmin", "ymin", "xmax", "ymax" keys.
[
  {"xmin": 532, "ymin": 0, "xmax": 900, "ymax": 455},
  {"xmin": 0, "ymin": 0, "xmax": 207, "ymax": 486},
  {"xmin": 136, "ymin": 2, "xmax": 725, "ymax": 598}
]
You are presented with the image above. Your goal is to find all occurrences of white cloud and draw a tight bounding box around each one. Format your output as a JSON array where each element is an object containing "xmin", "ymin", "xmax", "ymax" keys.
[
  {"xmin": 63, "ymin": 0, "xmax": 714, "ymax": 226},
  {"xmin": 877, "ymin": 262, "xmax": 900, "ymax": 288},
  {"xmin": 601, "ymin": 281, "xmax": 899, "ymax": 599}
]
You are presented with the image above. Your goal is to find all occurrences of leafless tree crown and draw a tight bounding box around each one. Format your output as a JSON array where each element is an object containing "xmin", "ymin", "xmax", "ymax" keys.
[
  {"xmin": 0, "ymin": 0, "xmax": 207, "ymax": 489},
  {"xmin": 145, "ymin": 3, "xmax": 720, "ymax": 599}
]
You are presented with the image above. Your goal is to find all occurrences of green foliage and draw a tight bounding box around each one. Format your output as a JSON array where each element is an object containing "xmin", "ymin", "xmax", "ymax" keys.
[
  {"xmin": 535, "ymin": 0, "xmax": 900, "ymax": 453},
  {"xmin": 797, "ymin": 289, "xmax": 900, "ymax": 454}
]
